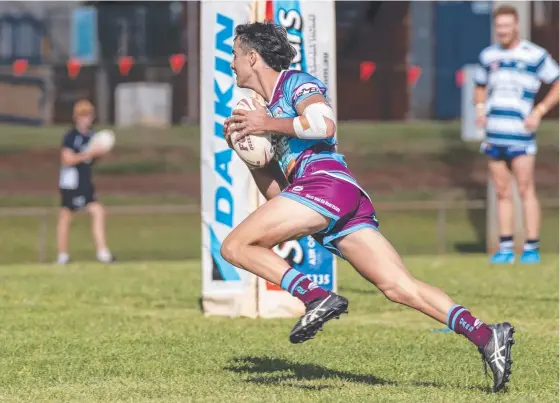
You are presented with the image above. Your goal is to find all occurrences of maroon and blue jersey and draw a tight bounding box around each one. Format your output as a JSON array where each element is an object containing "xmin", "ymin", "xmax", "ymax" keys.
[{"xmin": 266, "ymin": 70, "xmax": 343, "ymax": 182}]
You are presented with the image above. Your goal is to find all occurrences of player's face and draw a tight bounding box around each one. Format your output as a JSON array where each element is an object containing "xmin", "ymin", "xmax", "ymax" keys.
[
  {"xmin": 75, "ymin": 113, "xmax": 93, "ymax": 130},
  {"xmin": 231, "ymin": 40, "xmax": 253, "ymax": 88},
  {"xmin": 494, "ymin": 14, "xmax": 518, "ymax": 47}
]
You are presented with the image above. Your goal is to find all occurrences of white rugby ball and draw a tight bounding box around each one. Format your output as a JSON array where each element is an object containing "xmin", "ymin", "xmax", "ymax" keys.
[
  {"xmin": 87, "ymin": 129, "xmax": 115, "ymax": 153},
  {"xmin": 230, "ymin": 98, "xmax": 275, "ymax": 169}
]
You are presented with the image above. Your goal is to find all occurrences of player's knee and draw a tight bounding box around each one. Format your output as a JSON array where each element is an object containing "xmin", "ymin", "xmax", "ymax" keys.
[
  {"xmin": 382, "ymin": 286, "xmax": 410, "ymax": 305},
  {"xmin": 97, "ymin": 205, "xmax": 106, "ymax": 218},
  {"xmin": 89, "ymin": 203, "xmax": 104, "ymax": 217},
  {"xmin": 495, "ymin": 185, "xmax": 511, "ymax": 201},
  {"xmin": 59, "ymin": 209, "xmax": 72, "ymax": 221},
  {"xmin": 517, "ymin": 182, "xmax": 536, "ymax": 200},
  {"xmin": 221, "ymin": 235, "xmax": 242, "ymax": 266},
  {"xmin": 379, "ymin": 278, "xmax": 419, "ymax": 306}
]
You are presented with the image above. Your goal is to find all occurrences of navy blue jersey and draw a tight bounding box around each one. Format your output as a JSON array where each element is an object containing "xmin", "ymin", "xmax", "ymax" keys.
[{"xmin": 59, "ymin": 128, "xmax": 94, "ymax": 190}]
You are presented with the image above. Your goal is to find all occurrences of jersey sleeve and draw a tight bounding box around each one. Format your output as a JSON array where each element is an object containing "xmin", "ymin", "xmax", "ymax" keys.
[
  {"xmin": 285, "ymin": 72, "xmax": 327, "ymax": 111},
  {"xmin": 474, "ymin": 52, "xmax": 488, "ymax": 86},
  {"xmin": 537, "ymin": 52, "xmax": 559, "ymax": 84},
  {"xmin": 61, "ymin": 130, "xmax": 76, "ymax": 151}
]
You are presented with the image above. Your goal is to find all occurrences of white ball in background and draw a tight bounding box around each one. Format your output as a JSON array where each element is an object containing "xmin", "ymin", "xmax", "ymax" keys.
[{"xmin": 88, "ymin": 129, "xmax": 116, "ymax": 152}]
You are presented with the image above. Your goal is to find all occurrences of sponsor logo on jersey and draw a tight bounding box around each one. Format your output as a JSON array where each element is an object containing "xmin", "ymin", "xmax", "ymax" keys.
[
  {"xmin": 293, "ymin": 82, "xmax": 321, "ymax": 101},
  {"xmin": 304, "ymin": 193, "xmax": 341, "ymax": 213}
]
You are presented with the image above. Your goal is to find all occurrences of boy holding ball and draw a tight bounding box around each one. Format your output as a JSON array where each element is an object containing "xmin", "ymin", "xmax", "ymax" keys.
[{"xmin": 57, "ymin": 99, "xmax": 115, "ymax": 264}]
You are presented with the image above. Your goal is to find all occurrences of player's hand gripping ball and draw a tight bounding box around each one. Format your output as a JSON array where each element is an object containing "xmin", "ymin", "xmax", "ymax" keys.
[
  {"xmin": 87, "ymin": 129, "xmax": 116, "ymax": 154},
  {"xmin": 227, "ymin": 98, "xmax": 275, "ymax": 169}
]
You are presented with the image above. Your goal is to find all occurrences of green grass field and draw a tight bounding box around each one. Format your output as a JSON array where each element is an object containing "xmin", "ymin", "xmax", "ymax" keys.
[
  {"xmin": 1, "ymin": 207, "xmax": 557, "ymax": 265},
  {"xmin": 0, "ymin": 122, "xmax": 557, "ymax": 401},
  {"xmin": 0, "ymin": 256, "xmax": 557, "ymax": 402}
]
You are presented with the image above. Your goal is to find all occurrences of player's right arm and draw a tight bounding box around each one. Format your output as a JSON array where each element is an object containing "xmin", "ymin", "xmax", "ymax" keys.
[
  {"xmin": 61, "ymin": 148, "xmax": 90, "ymax": 166},
  {"xmin": 223, "ymin": 117, "xmax": 285, "ymax": 200},
  {"xmin": 60, "ymin": 132, "xmax": 104, "ymax": 167},
  {"xmin": 474, "ymin": 52, "xmax": 488, "ymax": 128}
]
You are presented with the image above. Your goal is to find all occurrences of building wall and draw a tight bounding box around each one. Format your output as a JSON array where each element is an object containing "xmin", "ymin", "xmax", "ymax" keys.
[
  {"xmin": 433, "ymin": 1, "xmax": 492, "ymax": 120},
  {"xmin": 0, "ymin": 1, "xmax": 557, "ymax": 123},
  {"xmin": 409, "ymin": 2, "xmax": 434, "ymax": 120},
  {"xmin": 336, "ymin": 1, "xmax": 410, "ymax": 121},
  {"xmin": 0, "ymin": 1, "xmax": 80, "ymax": 64}
]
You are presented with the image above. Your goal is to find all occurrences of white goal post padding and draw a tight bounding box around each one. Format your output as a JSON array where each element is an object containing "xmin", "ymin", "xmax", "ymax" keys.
[{"xmin": 201, "ymin": 0, "xmax": 337, "ymax": 318}]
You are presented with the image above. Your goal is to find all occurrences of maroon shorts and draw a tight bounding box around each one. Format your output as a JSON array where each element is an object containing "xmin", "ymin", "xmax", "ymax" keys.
[{"xmin": 280, "ymin": 159, "xmax": 379, "ymax": 258}]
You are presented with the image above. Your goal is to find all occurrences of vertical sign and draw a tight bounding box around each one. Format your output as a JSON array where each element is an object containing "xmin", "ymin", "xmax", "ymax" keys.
[
  {"xmin": 256, "ymin": 0, "xmax": 338, "ymax": 318},
  {"xmin": 201, "ymin": 1, "xmax": 259, "ymax": 318},
  {"xmin": 201, "ymin": 0, "xmax": 338, "ymax": 318},
  {"xmin": 71, "ymin": 7, "xmax": 98, "ymax": 64}
]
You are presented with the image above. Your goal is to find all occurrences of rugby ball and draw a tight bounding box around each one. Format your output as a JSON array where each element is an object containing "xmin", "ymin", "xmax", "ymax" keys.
[
  {"xmin": 87, "ymin": 129, "xmax": 115, "ymax": 153},
  {"xmin": 230, "ymin": 98, "xmax": 275, "ymax": 169}
]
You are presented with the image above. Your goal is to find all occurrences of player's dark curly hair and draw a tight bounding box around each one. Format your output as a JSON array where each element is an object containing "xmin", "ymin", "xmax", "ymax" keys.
[{"xmin": 234, "ymin": 21, "xmax": 296, "ymax": 72}]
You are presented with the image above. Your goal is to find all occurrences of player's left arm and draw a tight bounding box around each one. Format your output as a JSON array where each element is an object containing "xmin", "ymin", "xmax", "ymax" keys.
[
  {"xmin": 533, "ymin": 81, "xmax": 559, "ymax": 117},
  {"xmin": 229, "ymin": 94, "xmax": 336, "ymax": 140},
  {"xmin": 525, "ymin": 53, "xmax": 560, "ymax": 131},
  {"xmin": 264, "ymin": 94, "xmax": 336, "ymax": 139}
]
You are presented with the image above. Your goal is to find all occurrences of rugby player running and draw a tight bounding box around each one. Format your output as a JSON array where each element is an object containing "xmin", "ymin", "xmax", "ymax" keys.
[{"xmin": 222, "ymin": 21, "xmax": 515, "ymax": 392}]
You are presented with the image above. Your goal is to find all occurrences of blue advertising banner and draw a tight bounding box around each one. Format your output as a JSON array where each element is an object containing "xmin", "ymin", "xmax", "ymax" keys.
[
  {"xmin": 71, "ymin": 7, "xmax": 98, "ymax": 64},
  {"xmin": 270, "ymin": 0, "xmax": 335, "ymax": 292}
]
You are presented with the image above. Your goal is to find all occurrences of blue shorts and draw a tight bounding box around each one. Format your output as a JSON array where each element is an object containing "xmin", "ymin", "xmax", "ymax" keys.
[{"xmin": 480, "ymin": 142, "xmax": 537, "ymax": 162}]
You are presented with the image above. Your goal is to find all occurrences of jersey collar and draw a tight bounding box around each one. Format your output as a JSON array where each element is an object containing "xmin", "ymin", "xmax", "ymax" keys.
[
  {"xmin": 267, "ymin": 70, "xmax": 287, "ymax": 106},
  {"xmin": 499, "ymin": 39, "xmax": 524, "ymax": 51}
]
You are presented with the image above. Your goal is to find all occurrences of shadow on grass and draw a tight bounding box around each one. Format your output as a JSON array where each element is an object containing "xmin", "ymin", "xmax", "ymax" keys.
[
  {"xmin": 412, "ymin": 380, "xmax": 491, "ymax": 393},
  {"xmin": 225, "ymin": 356, "xmax": 394, "ymax": 390},
  {"xmin": 226, "ymin": 356, "xmax": 498, "ymax": 393}
]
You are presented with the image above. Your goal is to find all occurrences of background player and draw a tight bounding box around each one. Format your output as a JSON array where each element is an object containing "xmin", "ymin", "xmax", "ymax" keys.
[
  {"xmin": 475, "ymin": 6, "xmax": 559, "ymax": 264},
  {"xmin": 57, "ymin": 100, "xmax": 115, "ymax": 264},
  {"xmin": 222, "ymin": 21, "xmax": 515, "ymax": 392}
]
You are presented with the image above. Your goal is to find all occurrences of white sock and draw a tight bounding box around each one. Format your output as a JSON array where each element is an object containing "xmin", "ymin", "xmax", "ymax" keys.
[
  {"xmin": 57, "ymin": 253, "xmax": 70, "ymax": 264},
  {"xmin": 96, "ymin": 248, "xmax": 113, "ymax": 263}
]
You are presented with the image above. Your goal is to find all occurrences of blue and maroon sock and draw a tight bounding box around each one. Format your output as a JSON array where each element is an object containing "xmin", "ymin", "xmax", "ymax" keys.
[
  {"xmin": 447, "ymin": 305, "xmax": 492, "ymax": 348},
  {"xmin": 281, "ymin": 268, "xmax": 329, "ymax": 304}
]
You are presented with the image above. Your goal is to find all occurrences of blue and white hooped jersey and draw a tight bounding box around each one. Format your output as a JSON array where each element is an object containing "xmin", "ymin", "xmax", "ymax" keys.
[
  {"xmin": 266, "ymin": 70, "xmax": 338, "ymax": 179},
  {"xmin": 474, "ymin": 40, "xmax": 559, "ymax": 147}
]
